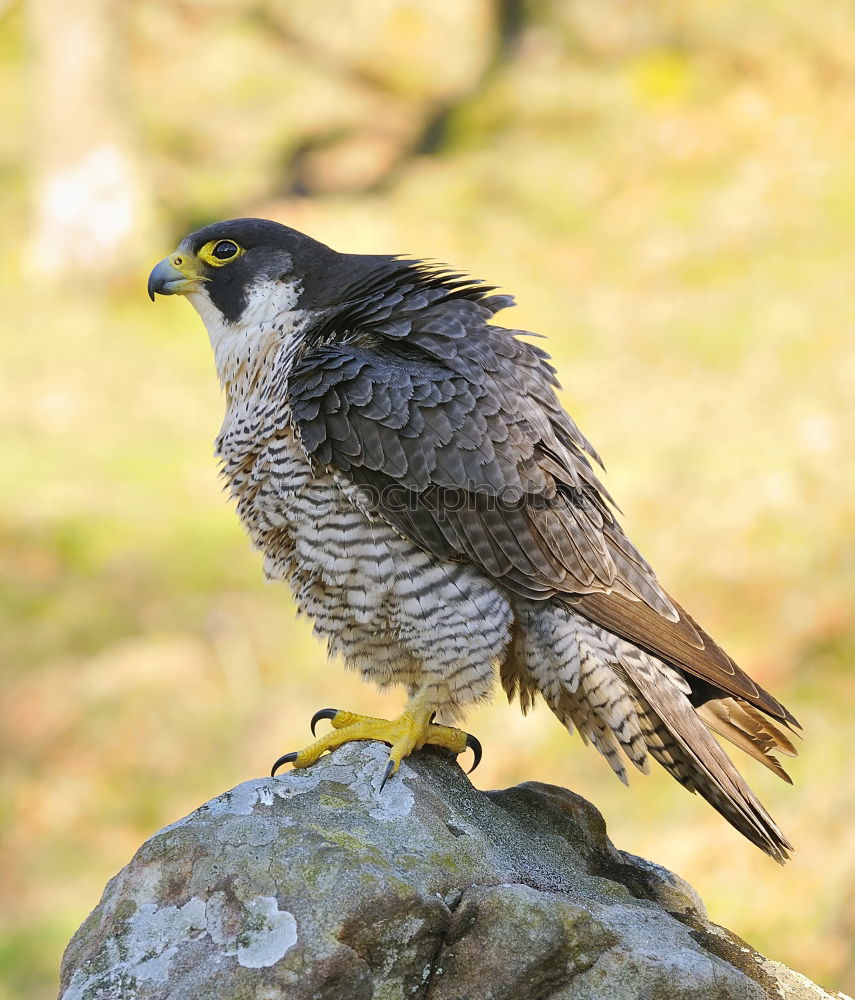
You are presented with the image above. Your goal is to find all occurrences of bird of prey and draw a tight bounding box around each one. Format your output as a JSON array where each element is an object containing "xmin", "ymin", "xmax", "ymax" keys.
[{"xmin": 149, "ymin": 218, "xmax": 799, "ymax": 861}]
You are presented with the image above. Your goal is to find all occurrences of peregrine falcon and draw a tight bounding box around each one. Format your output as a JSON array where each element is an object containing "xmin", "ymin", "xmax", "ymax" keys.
[{"xmin": 148, "ymin": 218, "xmax": 799, "ymax": 861}]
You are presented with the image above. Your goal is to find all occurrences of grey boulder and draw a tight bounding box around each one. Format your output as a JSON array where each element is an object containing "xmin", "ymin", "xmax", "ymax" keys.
[{"xmin": 59, "ymin": 742, "xmax": 839, "ymax": 1000}]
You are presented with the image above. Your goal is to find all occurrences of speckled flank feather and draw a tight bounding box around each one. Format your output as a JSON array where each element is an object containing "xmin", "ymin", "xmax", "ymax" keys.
[{"xmin": 175, "ymin": 218, "xmax": 799, "ymax": 860}]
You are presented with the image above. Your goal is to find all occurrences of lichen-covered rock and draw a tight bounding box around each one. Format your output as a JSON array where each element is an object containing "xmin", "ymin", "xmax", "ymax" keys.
[{"xmin": 59, "ymin": 743, "xmax": 838, "ymax": 1000}]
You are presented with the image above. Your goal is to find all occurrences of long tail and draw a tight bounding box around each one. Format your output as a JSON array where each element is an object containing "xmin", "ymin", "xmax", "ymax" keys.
[
  {"xmin": 618, "ymin": 648, "xmax": 793, "ymax": 862},
  {"xmin": 502, "ymin": 605, "xmax": 795, "ymax": 862}
]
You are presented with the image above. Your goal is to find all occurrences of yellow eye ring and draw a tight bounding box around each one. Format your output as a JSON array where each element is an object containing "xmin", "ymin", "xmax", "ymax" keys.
[{"xmin": 198, "ymin": 239, "xmax": 245, "ymax": 267}]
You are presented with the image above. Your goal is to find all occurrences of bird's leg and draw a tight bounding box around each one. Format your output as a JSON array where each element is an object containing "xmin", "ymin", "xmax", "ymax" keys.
[{"xmin": 271, "ymin": 689, "xmax": 481, "ymax": 786}]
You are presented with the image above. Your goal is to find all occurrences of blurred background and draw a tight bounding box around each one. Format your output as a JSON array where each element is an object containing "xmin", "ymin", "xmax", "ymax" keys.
[{"xmin": 1, "ymin": 0, "xmax": 854, "ymax": 996}]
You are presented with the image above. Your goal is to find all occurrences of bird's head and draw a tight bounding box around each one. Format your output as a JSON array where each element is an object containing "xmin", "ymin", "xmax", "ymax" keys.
[{"xmin": 147, "ymin": 218, "xmax": 339, "ymax": 328}]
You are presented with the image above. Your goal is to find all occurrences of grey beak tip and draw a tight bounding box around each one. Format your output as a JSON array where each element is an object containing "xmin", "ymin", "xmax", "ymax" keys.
[
  {"xmin": 147, "ymin": 257, "xmax": 186, "ymax": 301},
  {"xmin": 147, "ymin": 265, "xmax": 161, "ymax": 302}
]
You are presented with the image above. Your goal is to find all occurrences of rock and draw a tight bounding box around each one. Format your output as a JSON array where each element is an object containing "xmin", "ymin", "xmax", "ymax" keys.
[{"xmin": 59, "ymin": 742, "xmax": 838, "ymax": 1000}]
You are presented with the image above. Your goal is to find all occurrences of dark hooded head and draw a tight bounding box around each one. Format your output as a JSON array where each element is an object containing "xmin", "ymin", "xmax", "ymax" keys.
[{"xmin": 147, "ymin": 218, "xmax": 344, "ymax": 324}]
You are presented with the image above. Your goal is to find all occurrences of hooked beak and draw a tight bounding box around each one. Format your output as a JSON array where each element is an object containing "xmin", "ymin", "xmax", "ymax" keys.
[{"xmin": 147, "ymin": 254, "xmax": 205, "ymax": 301}]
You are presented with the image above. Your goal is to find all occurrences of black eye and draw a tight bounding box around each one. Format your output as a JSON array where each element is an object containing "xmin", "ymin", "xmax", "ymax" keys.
[{"xmin": 212, "ymin": 240, "xmax": 239, "ymax": 260}]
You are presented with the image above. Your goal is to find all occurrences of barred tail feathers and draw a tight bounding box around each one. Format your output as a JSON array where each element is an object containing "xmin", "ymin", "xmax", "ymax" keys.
[{"xmin": 502, "ymin": 601, "xmax": 793, "ymax": 861}]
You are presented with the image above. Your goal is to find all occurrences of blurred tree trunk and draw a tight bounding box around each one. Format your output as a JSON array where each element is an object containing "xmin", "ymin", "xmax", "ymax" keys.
[{"xmin": 26, "ymin": 0, "xmax": 153, "ymax": 283}]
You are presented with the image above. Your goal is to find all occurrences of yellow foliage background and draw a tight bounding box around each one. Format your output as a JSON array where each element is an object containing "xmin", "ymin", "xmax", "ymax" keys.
[{"xmin": 1, "ymin": 1, "xmax": 853, "ymax": 996}]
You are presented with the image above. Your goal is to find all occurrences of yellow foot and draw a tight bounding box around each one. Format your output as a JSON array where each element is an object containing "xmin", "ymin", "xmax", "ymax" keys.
[{"xmin": 270, "ymin": 703, "xmax": 481, "ymax": 788}]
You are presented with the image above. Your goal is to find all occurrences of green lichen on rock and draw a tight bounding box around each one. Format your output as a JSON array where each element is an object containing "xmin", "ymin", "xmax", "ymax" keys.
[{"xmin": 59, "ymin": 743, "xmax": 839, "ymax": 1000}]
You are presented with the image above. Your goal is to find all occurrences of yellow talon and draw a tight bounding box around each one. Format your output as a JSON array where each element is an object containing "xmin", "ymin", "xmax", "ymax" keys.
[{"xmin": 270, "ymin": 692, "xmax": 480, "ymax": 781}]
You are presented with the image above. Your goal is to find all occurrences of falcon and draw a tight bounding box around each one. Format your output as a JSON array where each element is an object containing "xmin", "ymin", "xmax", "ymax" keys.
[{"xmin": 148, "ymin": 218, "xmax": 799, "ymax": 861}]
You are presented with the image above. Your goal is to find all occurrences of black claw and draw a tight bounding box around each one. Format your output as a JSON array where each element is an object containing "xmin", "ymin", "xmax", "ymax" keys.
[
  {"xmin": 379, "ymin": 759, "xmax": 396, "ymax": 793},
  {"xmin": 270, "ymin": 751, "xmax": 298, "ymax": 777},
  {"xmin": 465, "ymin": 734, "xmax": 482, "ymax": 774},
  {"xmin": 310, "ymin": 708, "xmax": 339, "ymax": 736}
]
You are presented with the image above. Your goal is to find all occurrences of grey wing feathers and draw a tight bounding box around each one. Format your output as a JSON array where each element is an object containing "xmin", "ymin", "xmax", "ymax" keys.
[{"xmin": 289, "ymin": 267, "xmax": 672, "ymax": 614}]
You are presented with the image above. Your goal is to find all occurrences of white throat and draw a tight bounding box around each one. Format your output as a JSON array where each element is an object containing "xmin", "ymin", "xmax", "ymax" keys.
[{"xmin": 185, "ymin": 278, "xmax": 306, "ymax": 397}]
